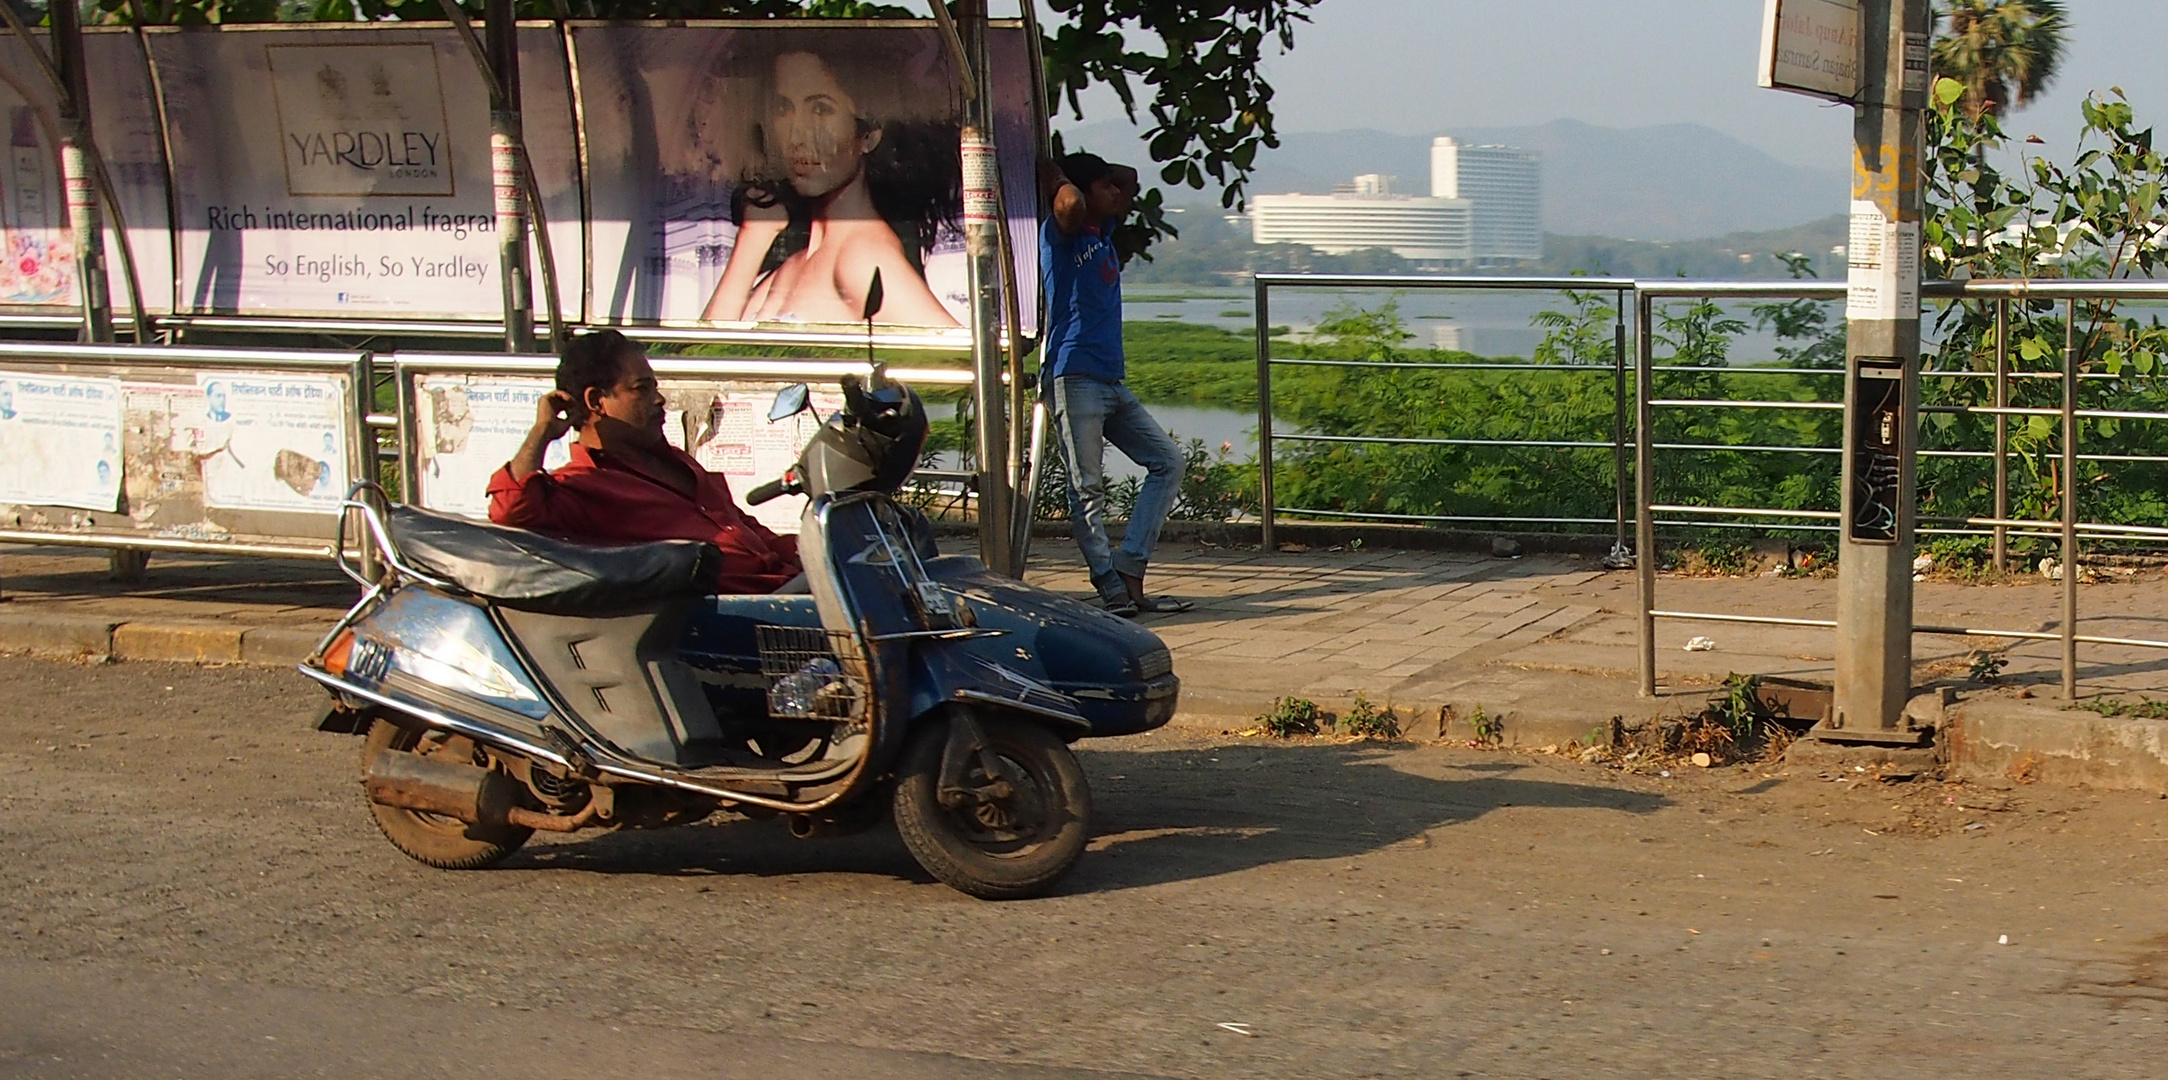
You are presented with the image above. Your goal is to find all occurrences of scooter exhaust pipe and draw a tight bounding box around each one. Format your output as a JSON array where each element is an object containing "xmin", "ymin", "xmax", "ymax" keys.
[{"xmin": 364, "ymin": 750, "xmax": 520, "ymax": 827}]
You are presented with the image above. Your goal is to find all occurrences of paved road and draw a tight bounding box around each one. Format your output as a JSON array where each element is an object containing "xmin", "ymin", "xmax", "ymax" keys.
[{"xmin": 2, "ymin": 657, "xmax": 2166, "ymax": 1078}]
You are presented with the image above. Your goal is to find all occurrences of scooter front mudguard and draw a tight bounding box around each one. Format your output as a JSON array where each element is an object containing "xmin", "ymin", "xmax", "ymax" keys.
[{"xmin": 924, "ymin": 556, "xmax": 1179, "ymax": 736}]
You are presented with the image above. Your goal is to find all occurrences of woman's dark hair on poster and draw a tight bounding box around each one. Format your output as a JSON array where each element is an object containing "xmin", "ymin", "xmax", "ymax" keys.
[{"xmin": 723, "ymin": 35, "xmax": 962, "ymax": 276}]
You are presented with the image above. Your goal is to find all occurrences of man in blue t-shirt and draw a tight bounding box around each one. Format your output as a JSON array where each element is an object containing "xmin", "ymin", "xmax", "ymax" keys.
[{"xmin": 1038, "ymin": 152, "xmax": 1191, "ymax": 616}]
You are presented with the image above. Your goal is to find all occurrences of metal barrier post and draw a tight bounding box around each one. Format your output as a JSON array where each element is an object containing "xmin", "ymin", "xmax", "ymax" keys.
[
  {"xmin": 1993, "ymin": 298, "xmax": 2009, "ymax": 572},
  {"xmin": 2062, "ymin": 298, "xmax": 2078, "ymax": 698},
  {"xmin": 1635, "ymin": 290, "xmax": 1657, "ymax": 697},
  {"xmin": 354, "ymin": 353, "xmax": 382, "ymax": 581},
  {"xmin": 1255, "ymin": 276, "xmax": 1275, "ymax": 551},
  {"xmin": 1609, "ymin": 295, "xmax": 1631, "ymax": 566}
]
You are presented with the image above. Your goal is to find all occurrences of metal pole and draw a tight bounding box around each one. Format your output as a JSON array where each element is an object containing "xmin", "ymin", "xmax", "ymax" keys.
[
  {"xmin": 49, "ymin": 0, "xmax": 110, "ymax": 344},
  {"xmin": 1635, "ymin": 289, "xmax": 1657, "ymax": 697},
  {"xmin": 1609, "ymin": 293, "xmax": 1631, "ymax": 566},
  {"xmin": 485, "ymin": 0, "xmax": 534, "ymax": 354},
  {"xmin": 1827, "ymin": 0, "xmax": 1928, "ymax": 744},
  {"xmin": 2062, "ymin": 298, "xmax": 2078, "ymax": 699},
  {"xmin": 1993, "ymin": 297, "xmax": 2009, "ymax": 572},
  {"xmin": 354, "ymin": 353, "xmax": 382, "ymax": 582},
  {"xmin": 955, "ymin": 1, "xmax": 1012, "ymax": 573},
  {"xmin": 1255, "ymin": 276, "xmax": 1275, "ymax": 551}
]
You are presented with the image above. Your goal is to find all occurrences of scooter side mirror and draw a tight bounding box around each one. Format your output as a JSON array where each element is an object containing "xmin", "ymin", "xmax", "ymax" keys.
[{"xmin": 767, "ymin": 383, "xmax": 810, "ymax": 423}]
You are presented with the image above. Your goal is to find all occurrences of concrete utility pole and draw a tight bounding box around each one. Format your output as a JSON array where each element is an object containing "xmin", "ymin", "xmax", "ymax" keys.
[
  {"xmin": 1825, "ymin": 0, "xmax": 1930, "ymax": 744},
  {"xmin": 953, "ymin": 0, "xmax": 1015, "ymax": 575},
  {"xmin": 49, "ymin": 0, "xmax": 111, "ymax": 344}
]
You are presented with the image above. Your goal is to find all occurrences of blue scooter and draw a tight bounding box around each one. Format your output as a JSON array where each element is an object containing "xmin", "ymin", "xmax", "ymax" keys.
[{"xmin": 302, "ymin": 373, "xmax": 1175, "ymax": 899}]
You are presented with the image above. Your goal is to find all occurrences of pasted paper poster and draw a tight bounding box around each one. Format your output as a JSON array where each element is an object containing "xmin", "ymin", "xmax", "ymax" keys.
[
  {"xmin": 0, "ymin": 371, "xmax": 123, "ymax": 511},
  {"xmin": 681, "ymin": 389, "xmax": 845, "ymax": 535},
  {"xmin": 414, "ymin": 375, "xmax": 573, "ymax": 519},
  {"xmin": 194, "ymin": 372, "xmax": 348, "ymax": 511},
  {"xmin": 1845, "ymin": 199, "xmax": 1919, "ymax": 320}
]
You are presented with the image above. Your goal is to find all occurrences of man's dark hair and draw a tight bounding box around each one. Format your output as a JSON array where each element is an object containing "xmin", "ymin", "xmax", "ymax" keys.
[
  {"xmin": 557, "ymin": 329, "xmax": 641, "ymax": 427},
  {"xmin": 1060, "ymin": 151, "xmax": 1115, "ymax": 191}
]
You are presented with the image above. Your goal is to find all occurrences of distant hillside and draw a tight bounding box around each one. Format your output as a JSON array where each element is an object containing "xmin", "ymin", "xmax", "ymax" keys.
[
  {"xmin": 1059, "ymin": 118, "xmax": 1849, "ymax": 242},
  {"xmin": 1535, "ymin": 215, "xmax": 1849, "ymax": 279}
]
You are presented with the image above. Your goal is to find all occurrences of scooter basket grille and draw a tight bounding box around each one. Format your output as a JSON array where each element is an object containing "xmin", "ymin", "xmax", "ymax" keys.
[{"xmin": 754, "ymin": 625, "xmax": 865, "ymax": 721}]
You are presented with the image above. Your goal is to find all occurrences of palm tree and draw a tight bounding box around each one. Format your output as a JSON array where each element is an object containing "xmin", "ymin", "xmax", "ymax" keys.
[{"xmin": 1932, "ymin": 0, "xmax": 2070, "ymax": 119}]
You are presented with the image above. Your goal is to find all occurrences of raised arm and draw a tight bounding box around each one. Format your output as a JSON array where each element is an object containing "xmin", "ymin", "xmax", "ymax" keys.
[{"xmin": 1041, "ymin": 158, "xmax": 1089, "ymax": 236}]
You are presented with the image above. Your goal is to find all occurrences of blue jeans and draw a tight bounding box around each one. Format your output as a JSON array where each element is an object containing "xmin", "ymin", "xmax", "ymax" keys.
[{"xmin": 1049, "ymin": 377, "xmax": 1182, "ymax": 602}]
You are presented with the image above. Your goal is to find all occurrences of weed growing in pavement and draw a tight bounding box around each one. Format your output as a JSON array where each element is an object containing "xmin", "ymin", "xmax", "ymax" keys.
[
  {"xmin": 1969, "ymin": 651, "xmax": 2009, "ymax": 685},
  {"xmin": 2075, "ymin": 697, "xmax": 2168, "ymax": 719},
  {"xmin": 1342, "ymin": 693, "xmax": 1401, "ymax": 740},
  {"xmin": 1468, "ymin": 704, "xmax": 1501, "ymax": 747},
  {"xmin": 1710, "ymin": 673, "xmax": 1761, "ymax": 742},
  {"xmin": 1256, "ymin": 696, "xmax": 1324, "ymax": 737}
]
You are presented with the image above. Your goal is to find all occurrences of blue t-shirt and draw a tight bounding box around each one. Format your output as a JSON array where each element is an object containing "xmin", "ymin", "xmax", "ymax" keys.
[{"xmin": 1040, "ymin": 216, "xmax": 1124, "ymax": 383}]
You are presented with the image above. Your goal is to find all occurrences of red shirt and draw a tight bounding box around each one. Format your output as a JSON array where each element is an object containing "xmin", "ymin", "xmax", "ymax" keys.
[{"xmin": 487, "ymin": 442, "xmax": 801, "ymax": 595}]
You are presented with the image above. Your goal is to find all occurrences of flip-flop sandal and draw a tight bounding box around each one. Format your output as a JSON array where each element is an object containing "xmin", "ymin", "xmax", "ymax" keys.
[
  {"xmin": 1103, "ymin": 597, "xmax": 1142, "ymax": 618},
  {"xmin": 1133, "ymin": 595, "xmax": 1194, "ymax": 614}
]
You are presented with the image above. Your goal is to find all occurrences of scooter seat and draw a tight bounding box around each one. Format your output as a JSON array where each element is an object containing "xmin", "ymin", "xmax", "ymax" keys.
[{"xmin": 386, "ymin": 506, "xmax": 720, "ymax": 615}]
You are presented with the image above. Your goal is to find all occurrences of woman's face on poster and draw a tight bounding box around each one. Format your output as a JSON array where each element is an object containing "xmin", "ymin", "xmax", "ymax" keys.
[{"xmin": 767, "ymin": 51, "xmax": 879, "ymax": 199}]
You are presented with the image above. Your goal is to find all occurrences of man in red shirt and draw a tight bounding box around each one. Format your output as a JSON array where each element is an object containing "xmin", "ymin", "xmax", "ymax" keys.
[{"xmin": 487, "ymin": 330, "xmax": 803, "ymax": 594}]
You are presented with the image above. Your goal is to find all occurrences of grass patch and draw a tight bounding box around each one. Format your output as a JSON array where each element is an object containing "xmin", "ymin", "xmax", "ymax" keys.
[{"xmin": 2074, "ymin": 697, "xmax": 2168, "ymax": 719}]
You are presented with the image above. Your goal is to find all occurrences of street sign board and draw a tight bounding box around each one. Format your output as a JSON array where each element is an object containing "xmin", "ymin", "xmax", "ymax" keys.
[{"xmin": 1758, "ymin": 0, "xmax": 1862, "ymax": 102}]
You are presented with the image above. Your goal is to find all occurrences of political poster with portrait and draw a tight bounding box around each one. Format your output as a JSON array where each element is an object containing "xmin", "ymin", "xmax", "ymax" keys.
[
  {"xmin": 145, "ymin": 25, "xmax": 583, "ymax": 319},
  {"xmin": 413, "ymin": 375, "xmax": 575, "ymax": 519},
  {"xmin": 192, "ymin": 372, "xmax": 350, "ymax": 512},
  {"xmin": 0, "ymin": 35, "xmax": 75, "ymax": 310},
  {"xmin": 0, "ymin": 371, "xmax": 124, "ymax": 512},
  {"xmin": 572, "ymin": 22, "xmax": 1042, "ymax": 336}
]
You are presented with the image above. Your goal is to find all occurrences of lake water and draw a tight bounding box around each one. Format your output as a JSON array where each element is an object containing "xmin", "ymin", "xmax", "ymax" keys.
[{"xmin": 1121, "ymin": 283, "xmax": 1807, "ymax": 361}]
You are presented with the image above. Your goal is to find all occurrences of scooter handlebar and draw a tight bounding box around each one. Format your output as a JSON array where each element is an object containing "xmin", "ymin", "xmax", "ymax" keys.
[{"xmin": 746, "ymin": 478, "xmax": 789, "ymax": 505}]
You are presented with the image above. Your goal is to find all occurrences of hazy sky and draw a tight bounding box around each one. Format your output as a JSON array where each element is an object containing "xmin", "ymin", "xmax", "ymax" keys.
[{"xmin": 964, "ymin": 1, "xmax": 2168, "ymax": 170}]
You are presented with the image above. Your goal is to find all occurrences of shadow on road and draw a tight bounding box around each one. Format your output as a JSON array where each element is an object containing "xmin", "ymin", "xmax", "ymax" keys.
[{"xmin": 506, "ymin": 744, "xmax": 1668, "ymax": 895}]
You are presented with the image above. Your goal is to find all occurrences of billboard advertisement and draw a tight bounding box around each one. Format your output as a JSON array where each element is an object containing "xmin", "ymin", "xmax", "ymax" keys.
[
  {"xmin": 0, "ymin": 31, "xmax": 177, "ymax": 316},
  {"xmin": 146, "ymin": 24, "xmax": 583, "ymax": 320},
  {"xmin": 571, "ymin": 22, "xmax": 1041, "ymax": 334},
  {"xmin": 0, "ymin": 34, "xmax": 74, "ymax": 310},
  {"xmin": 8, "ymin": 21, "xmax": 1042, "ymax": 336}
]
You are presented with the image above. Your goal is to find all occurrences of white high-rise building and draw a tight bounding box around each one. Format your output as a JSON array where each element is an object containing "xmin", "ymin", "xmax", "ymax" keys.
[
  {"xmin": 1431, "ymin": 137, "xmax": 1541, "ymax": 263},
  {"xmin": 1250, "ymin": 190, "xmax": 1473, "ymax": 264}
]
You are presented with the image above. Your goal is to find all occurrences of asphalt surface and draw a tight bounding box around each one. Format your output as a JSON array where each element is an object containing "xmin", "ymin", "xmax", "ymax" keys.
[{"xmin": 2, "ymin": 656, "xmax": 2165, "ymax": 1079}]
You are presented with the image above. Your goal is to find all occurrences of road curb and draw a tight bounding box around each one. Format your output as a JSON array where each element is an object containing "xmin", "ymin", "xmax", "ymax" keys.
[
  {"xmin": 0, "ymin": 610, "xmax": 328, "ymax": 667},
  {"xmin": 1948, "ymin": 697, "xmax": 2168, "ymax": 793},
  {"xmin": 0, "ymin": 610, "xmax": 122, "ymax": 659},
  {"xmin": 113, "ymin": 622, "xmax": 245, "ymax": 664}
]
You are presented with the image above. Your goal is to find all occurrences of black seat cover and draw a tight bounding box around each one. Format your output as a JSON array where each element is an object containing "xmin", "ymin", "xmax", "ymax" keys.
[{"xmin": 387, "ymin": 506, "xmax": 719, "ymax": 614}]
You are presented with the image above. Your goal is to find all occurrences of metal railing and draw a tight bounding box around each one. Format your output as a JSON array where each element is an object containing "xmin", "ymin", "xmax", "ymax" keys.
[
  {"xmin": 1245, "ymin": 273, "xmax": 2168, "ymax": 702},
  {"xmin": 1253, "ymin": 274, "xmax": 1637, "ymax": 557},
  {"xmin": 1632, "ymin": 278, "xmax": 2168, "ymax": 702}
]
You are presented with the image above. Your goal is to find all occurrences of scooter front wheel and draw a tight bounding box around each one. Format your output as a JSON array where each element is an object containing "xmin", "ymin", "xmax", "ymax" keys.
[{"xmin": 892, "ymin": 715, "xmax": 1091, "ymax": 900}]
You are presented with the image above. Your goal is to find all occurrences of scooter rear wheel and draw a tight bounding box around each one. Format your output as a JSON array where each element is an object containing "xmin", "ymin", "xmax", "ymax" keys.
[
  {"xmin": 360, "ymin": 719, "xmax": 533, "ymax": 870},
  {"xmin": 892, "ymin": 715, "xmax": 1091, "ymax": 900}
]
